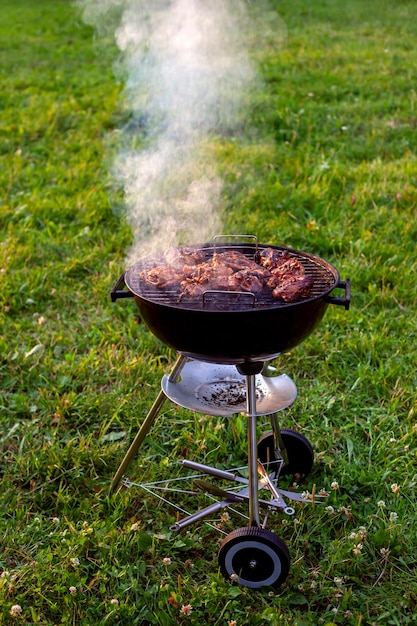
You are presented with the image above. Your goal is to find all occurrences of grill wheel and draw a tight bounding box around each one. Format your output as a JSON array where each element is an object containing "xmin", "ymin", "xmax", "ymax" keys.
[
  {"xmin": 257, "ymin": 428, "xmax": 314, "ymax": 477},
  {"xmin": 218, "ymin": 526, "xmax": 290, "ymax": 588}
]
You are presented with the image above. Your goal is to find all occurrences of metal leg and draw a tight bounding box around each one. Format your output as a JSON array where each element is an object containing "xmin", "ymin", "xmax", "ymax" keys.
[
  {"xmin": 109, "ymin": 354, "xmax": 187, "ymax": 493},
  {"xmin": 246, "ymin": 374, "xmax": 260, "ymax": 527},
  {"xmin": 269, "ymin": 413, "xmax": 289, "ymax": 467}
]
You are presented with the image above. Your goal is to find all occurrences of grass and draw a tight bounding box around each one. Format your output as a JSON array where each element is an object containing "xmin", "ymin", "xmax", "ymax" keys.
[{"xmin": 1, "ymin": 0, "xmax": 416, "ymax": 624}]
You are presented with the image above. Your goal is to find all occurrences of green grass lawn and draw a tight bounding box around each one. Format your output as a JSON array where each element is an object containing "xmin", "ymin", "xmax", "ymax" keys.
[{"xmin": 1, "ymin": 0, "xmax": 416, "ymax": 624}]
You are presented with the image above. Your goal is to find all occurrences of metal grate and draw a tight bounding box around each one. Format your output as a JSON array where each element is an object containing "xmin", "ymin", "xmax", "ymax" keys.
[{"xmin": 125, "ymin": 243, "xmax": 338, "ymax": 311}]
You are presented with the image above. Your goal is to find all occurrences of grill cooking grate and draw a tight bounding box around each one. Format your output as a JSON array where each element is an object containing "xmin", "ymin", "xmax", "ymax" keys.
[{"xmin": 125, "ymin": 243, "xmax": 338, "ymax": 311}]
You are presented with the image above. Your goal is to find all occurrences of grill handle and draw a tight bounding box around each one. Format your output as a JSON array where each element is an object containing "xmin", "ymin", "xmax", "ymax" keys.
[
  {"xmin": 202, "ymin": 289, "xmax": 256, "ymax": 308},
  {"xmin": 324, "ymin": 278, "xmax": 351, "ymax": 310},
  {"xmin": 111, "ymin": 273, "xmax": 134, "ymax": 302}
]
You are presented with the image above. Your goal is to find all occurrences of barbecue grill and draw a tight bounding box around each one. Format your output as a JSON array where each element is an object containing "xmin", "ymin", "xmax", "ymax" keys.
[{"xmin": 110, "ymin": 236, "xmax": 350, "ymax": 588}]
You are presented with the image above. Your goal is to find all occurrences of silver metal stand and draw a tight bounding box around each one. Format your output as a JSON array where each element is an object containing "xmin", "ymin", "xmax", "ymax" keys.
[{"xmin": 110, "ymin": 356, "xmax": 327, "ymax": 527}]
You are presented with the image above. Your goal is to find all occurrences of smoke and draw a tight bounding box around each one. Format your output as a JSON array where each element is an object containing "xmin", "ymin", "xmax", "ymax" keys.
[{"xmin": 77, "ymin": 0, "xmax": 283, "ymax": 262}]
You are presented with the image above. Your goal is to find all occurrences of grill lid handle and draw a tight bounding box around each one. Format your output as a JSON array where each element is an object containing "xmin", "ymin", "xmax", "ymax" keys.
[
  {"xmin": 111, "ymin": 273, "xmax": 134, "ymax": 302},
  {"xmin": 324, "ymin": 279, "xmax": 351, "ymax": 310}
]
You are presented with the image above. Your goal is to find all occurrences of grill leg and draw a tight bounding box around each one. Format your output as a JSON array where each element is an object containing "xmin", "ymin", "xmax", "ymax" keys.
[
  {"xmin": 246, "ymin": 374, "xmax": 260, "ymax": 527},
  {"xmin": 270, "ymin": 413, "xmax": 289, "ymax": 468},
  {"xmin": 109, "ymin": 354, "xmax": 187, "ymax": 493}
]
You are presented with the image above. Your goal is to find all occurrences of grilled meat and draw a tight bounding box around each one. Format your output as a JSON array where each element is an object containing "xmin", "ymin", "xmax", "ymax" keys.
[
  {"xmin": 140, "ymin": 246, "xmax": 314, "ymax": 303},
  {"xmin": 259, "ymin": 248, "xmax": 293, "ymax": 270},
  {"xmin": 228, "ymin": 268, "xmax": 268, "ymax": 294},
  {"xmin": 139, "ymin": 266, "xmax": 185, "ymax": 289},
  {"xmin": 263, "ymin": 251, "xmax": 312, "ymax": 301},
  {"xmin": 213, "ymin": 250, "xmax": 260, "ymax": 272},
  {"xmin": 179, "ymin": 262, "xmax": 232, "ymax": 299},
  {"xmin": 179, "ymin": 275, "xmax": 230, "ymax": 299},
  {"xmin": 267, "ymin": 257, "xmax": 306, "ymax": 288},
  {"xmin": 164, "ymin": 246, "xmax": 207, "ymax": 269},
  {"xmin": 271, "ymin": 275, "xmax": 314, "ymax": 302}
]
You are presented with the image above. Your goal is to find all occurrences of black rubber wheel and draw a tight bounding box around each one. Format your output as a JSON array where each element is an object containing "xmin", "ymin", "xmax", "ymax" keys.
[
  {"xmin": 258, "ymin": 428, "xmax": 314, "ymax": 477},
  {"xmin": 218, "ymin": 526, "xmax": 290, "ymax": 589}
]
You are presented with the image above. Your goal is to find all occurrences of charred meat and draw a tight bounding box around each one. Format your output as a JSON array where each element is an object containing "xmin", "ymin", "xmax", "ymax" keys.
[
  {"xmin": 164, "ymin": 246, "xmax": 207, "ymax": 269},
  {"xmin": 139, "ymin": 266, "xmax": 185, "ymax": 289},
  {"xmin": 271, "ymin": 275, "xmax": 314, "ymax": 302},
  {"xmin": 139, "ymin": 246, "xmax": 314, "ymax": 303},
  {"xmin": 213, "ymin": 250, "xmax": 261, "ymax": 273}
]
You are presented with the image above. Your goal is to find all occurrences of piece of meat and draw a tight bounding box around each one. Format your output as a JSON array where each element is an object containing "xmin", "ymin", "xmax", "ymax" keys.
[
  {"xmin": 213, "ymin": 250, "xmax": 260, "ymax": 273},
  {"xmin": 267, "ymin": 257, "xmax": 306, "ymax": 285},
  {"xmin": 271, "ymin": 275, "xmax": 314, "ymax": 302},
  {"xmin": 259, "ymin": 248, "xmax": 293, "ymax": 270},
  {"xmin": 179, "ymin": 274, "xmax": 231, "ymax": 299},
  {"xmin": 178, "ymin": 261, "xmax": 232, "ymax": 299},
  {"xmin": 187, "ymin": 261, "xmax": 233, "ymax": 284},
  {"xmin": 164, "ymin": 246, "xmax": 207, "ymax": 269},
  {"xmin": 228, "ymin": 268, "xmax": 268, "ymax": 294},
  {"xmin": 263, "ymin": 252, "xmax": 313, "ymax": 302},
  {"xmin": 140, "ymin": 266, "xmax": 184, "ymax": 289}
]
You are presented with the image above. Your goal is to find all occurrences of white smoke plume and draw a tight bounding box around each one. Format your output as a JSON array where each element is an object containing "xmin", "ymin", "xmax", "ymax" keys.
[{"xmin": 77, "ymin": 0, "xmax": 284, "ymax": 262}]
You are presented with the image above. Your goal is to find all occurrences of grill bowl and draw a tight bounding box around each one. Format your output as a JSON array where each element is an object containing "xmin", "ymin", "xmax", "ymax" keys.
[{"xmin": 117, "ymin": 242, "xmax": 349, "ymax": 365}]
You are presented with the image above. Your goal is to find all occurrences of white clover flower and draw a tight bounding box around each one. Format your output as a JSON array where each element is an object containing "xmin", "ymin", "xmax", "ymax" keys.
[
  {"xmin": 69, "ymin": 586, "xmax": 77, "ymax": 595},
  {"xmin": 10, "ymin": 605, "xmax": 23, "ymax": 617},
  {"xmin": 52, "ymin": 517, "xmax": 60, "ymax": 524},
  {"xmin": 325, "ymin": 505, "xmax": 335, "ymax": 514},
  {"xmin": 230, "ymin": 573, "xmax": 239, "ymax": 582},
  {"xmin": 389, "ymin": 511, "xmax": 398, "ymax": 523},
  {"xmin": 380, "ymin": 547, "xmax": 390, "ymax": 557},
  {"xmin": 130, "ymin": 523, "xmax": 140, "ymax": 531},
  {"xmin": 110, "ymin": 598, "xmax": 119, "ymax": 605},
  {"xmin": 377, "ymin": 500, "xmax": 386, "ymax": 508},
  {"xmin": 162, "ymin": 557, "xmax": 172, "ymax": 566},
  {"xmin": 357, "ymin": 527, "xmax": 367, "ymax": 540},
  {"xmin": 339, "ymin": 506, "xmax": 352, "ymax": 518},
  {"xmin": 391, "ymin": 483, "xmax": 401, "ymax": 494},
  {"xmin": 353, "ymin": 543, "xmax": 363, "ymax": 555},
  {"xmin": 331, "ymin": 481, "xmax": 339, "ymax": 490},
  {"xmin": 70, "ymin": 557, "xmax": 80, "ymax": 567},
  {"xmin": 180, "ymin": 604, "xmax": 193, "ymax": 616}
]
